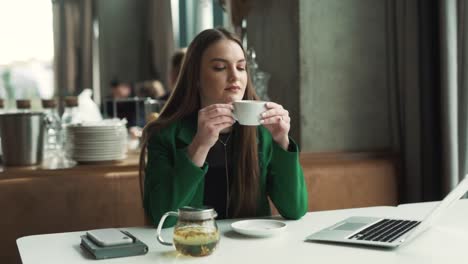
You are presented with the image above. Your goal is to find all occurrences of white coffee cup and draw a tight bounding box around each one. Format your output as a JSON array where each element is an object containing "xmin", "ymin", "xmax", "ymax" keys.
[{"xmin": 233, "ymin": 100, "xmax": 267, "ymax": 126}]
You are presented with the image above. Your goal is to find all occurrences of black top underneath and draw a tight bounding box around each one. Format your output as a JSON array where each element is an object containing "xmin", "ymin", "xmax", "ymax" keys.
[{"xmin": 203, "ymin": 133, "xmax": 233, "ymax": 219}]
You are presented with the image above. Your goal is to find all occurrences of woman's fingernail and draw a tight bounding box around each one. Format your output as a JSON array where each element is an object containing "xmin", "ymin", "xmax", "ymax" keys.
[{"xmin": 260, "ymin": 120, "xmax": 265, "ymax": 124}]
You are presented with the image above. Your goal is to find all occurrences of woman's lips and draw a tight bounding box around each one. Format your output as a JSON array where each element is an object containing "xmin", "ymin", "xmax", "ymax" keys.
[{"xmin": 225, "ymin": 85, "xmax": 241, "ymax": 92}]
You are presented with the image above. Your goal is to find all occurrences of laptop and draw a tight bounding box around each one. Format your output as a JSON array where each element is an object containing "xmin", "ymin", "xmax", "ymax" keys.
[{"xmin": 306, "ymin": 176, "xmax": 468, "ymax": 248}]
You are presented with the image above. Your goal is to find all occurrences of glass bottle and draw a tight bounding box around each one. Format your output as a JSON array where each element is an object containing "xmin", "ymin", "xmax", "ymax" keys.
[
  {"xmin": 16, "ymin": 99, "xmax": 31, "ymax": 113},
  {"xmin": 0, "ymin": 99, "xmax": 4, "ymax": 113},
  {"xmin": 246, "ymin": 48, "xmax": 271, "ymax": 101},
  {"xmin": 42, "ymin": 99, "xmax": 62, "ymax": 157},
  {"xmin": 0, "ymin": 99, "xmax": 4, "ymax": 161},
  {"xmin": 247, "ymin": 48, "xmax": 258, "ymax": 80},
  {"xmin": 61, "ymin": 96, "xmax": 81, "ymax": 126},
  {"xmin": 61, "ymin": 96, "xmax": 81, "ymax": 155}
]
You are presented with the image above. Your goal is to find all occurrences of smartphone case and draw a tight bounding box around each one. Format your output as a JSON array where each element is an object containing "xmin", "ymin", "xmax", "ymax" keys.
[
  {"xmin": 80, "ymin": 230, "xmax": 148, "ymax": 260},
  {"xmin": 86, "ymin": 228, "xmax": 133, "ymax": 247}
]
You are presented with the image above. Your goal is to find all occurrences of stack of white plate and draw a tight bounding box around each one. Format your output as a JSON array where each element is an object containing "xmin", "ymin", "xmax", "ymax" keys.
[{"xmin": 65, "ymin": 119, "xmax": 127, "ymax": 162}]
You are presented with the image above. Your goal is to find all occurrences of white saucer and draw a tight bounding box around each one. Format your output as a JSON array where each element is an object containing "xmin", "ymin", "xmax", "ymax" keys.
[{"xmin": 231, "ymin": 219, "xmax": 286, "ymax": 237}]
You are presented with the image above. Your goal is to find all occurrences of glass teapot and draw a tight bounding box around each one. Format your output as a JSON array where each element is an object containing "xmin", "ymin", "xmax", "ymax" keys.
[{"xmin": 156, "ymin": 206, "xmax": 220, "ymax": 257}]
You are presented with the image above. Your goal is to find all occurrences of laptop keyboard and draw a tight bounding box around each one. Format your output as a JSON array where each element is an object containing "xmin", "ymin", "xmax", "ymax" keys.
[{"xmin": 348, "ymin": 219, "xmax": 421, "ymax": 243}]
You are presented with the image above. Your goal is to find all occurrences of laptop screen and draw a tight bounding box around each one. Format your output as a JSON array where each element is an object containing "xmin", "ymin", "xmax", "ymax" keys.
[{"xmin": 403, "ymin": 176, "xmax": 468, "ymax": 242}]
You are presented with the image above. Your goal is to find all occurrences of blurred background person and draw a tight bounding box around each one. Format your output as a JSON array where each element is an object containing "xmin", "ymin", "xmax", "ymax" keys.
[
  {"xmin": 159, "ymin": 48, "xmax": 186, "ymax": 101},
  {"xmin": 104, "ymin": 78, "xmax": 144, "ymax": 128},
  {"xmin": 135, "ymin": 80, "xmax": 166, "ymax": 99},
  {"xmin": 110, "ymin": 78, "xmax": 133, "ymax": 99}
]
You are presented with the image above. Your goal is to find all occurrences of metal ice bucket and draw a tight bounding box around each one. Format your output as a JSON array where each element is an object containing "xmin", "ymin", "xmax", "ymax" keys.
[{"xmin": 0, "ymin": 112, "xmax": 45, "ymax": 166}]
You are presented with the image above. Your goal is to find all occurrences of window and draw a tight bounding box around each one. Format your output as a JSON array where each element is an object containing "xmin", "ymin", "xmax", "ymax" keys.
[
  {"xmin": 176, "ymin": 0, "xmax": 227, "ymax": 47},
  {"xmin": 0, "ymin": 1, "xmax": 54, "ymax": 110}
]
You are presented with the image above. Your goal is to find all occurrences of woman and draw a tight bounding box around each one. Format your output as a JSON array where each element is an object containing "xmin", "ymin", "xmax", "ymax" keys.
[{"xmin": 140, "ymin": 28, "xmax": 307, "ymax": 227}]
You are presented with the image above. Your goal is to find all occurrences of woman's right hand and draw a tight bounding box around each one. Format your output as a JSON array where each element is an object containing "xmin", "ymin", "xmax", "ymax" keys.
[{"xmin": 187, "ymin": 104, "xmax": 235, "ymax": 166}]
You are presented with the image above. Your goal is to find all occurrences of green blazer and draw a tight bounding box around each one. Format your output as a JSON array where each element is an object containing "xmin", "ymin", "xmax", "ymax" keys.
[{"xmin": 144, "ymin": 115, "xmax": 308, "ymax": 227}]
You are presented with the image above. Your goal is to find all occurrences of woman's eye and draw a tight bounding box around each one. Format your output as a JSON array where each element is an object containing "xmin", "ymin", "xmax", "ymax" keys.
[
  {"xmin": 213, "ymin": 65, "xmax": 226, "ymax": 71},
  {"xmin": 237, "ymin": 66, "xmax": 246, "ymax": 71}
]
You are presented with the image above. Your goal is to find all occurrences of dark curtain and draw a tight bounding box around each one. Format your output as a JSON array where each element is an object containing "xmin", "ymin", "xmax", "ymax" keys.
[
  {"xmin": 52, "ymin": 0, "xmax": 93, "ymax": 98},
  {"xmin": 419, "ymin": 0, "xmax": 442, "ymax": 201},
  {"xmin": 394, "ymin": 0, "xmax": 468, "ymax": 203},
  {"xmin": 440, "ymin": 0, "xmax": 468, "ymax": 194},
  {"xmin": 145, "ymin": 0, "xmax": 174, "ymax": 87},
  {"xmin": 392, "ymin": 0, "xmax": 442, "ymax": 203},
  {"xmin": 458, "ymin": 0, "xmax": 468, "ymax": 185}
]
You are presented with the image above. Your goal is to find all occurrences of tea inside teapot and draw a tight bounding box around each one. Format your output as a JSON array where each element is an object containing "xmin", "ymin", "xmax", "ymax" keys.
[
  {"xmin": 173, "ymin": 226, "xmax": 220, "ymax": 257},
  {"xmin": 156, "ymin": 207, "xmax": 220, "ymax": 257}
]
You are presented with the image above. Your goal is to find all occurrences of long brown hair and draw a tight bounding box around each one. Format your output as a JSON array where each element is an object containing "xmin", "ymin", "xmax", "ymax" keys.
[{"xmin": 139, "ymin": 28, "xmax": 260, "ymax": 218}]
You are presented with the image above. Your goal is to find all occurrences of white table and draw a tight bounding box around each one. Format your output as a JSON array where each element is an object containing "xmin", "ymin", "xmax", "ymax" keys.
[{"xmin": 17, "ymin": 200, "xmax": 468, "ymax": 264}]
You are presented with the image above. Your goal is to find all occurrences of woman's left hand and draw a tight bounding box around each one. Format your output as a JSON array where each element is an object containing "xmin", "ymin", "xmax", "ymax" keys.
[{"xmin": 260, "ymin": 102, "xmax": 290, "ymax": 150}]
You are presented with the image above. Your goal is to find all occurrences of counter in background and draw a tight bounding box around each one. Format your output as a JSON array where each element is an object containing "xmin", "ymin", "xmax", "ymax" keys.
[{"xmin": 0, "ymin": 152, "xmax": 146, "ymax": 264}]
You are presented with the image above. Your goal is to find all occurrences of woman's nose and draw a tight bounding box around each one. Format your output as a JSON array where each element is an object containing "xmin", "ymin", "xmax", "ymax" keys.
[{"xmin": 228, "ymin": 66, "xmax": 239, "ymax": 81}]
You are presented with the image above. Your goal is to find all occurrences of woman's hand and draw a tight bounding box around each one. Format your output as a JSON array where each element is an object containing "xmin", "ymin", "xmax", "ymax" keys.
[
  {"xmin": 260, "ymin": 102, "xmax": 290, "ymax": 150},
  {"xmin": 188, "ymin": 104, "xmax": 235, "ymax": 166}
]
